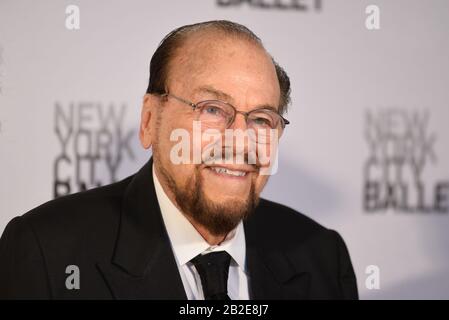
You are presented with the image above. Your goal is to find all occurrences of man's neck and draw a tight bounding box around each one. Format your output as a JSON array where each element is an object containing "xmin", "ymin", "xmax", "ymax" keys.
[{"xmin": 184, "ymin": 214, "xmax": 227, "ymax": 246}]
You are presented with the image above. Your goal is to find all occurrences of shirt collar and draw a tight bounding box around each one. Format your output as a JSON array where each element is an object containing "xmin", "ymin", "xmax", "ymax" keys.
[{"xmin": 152, "ymin": 164, "xmax": 246, "ymax": 270}]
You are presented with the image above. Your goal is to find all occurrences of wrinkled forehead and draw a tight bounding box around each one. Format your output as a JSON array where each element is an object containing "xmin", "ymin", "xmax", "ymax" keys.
[{"xmin": 166, "ymin": 31, "xmax": 281, "ymax": 109}]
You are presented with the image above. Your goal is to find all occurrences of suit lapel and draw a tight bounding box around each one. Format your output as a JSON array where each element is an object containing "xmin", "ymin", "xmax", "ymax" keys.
[
  {"xmin": 245, "ymin": 244, "xmax": 282, "ymax": 299},
  {"xmin": 97, "ymin": 158, "xmax": 187, "ymax": 299},
  {"xmin": 244, "ymin": 216, "xmax": 311, "ymax": 300}
]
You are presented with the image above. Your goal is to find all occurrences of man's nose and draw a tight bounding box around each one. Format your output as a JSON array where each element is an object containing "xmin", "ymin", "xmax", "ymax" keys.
[
  {"xmin": 228, "ymin": 112, "xmax": 248, "ymax": 131},
  {"xmin": 224, "ymin": 113, "xmax": 253, "ymax": 159}
]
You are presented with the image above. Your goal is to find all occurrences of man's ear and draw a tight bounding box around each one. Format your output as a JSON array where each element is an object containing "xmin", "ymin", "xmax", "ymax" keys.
[{"xmin": 139, "ymin": 94, "xmax": 157, "ymax": 149}]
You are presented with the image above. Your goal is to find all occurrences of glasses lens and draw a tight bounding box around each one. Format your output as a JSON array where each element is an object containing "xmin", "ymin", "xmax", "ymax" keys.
[
  {"xmin": 248, "ymin": 110, "xmax": 284, "ymax": 144},
  {"xmin": 248, "ymin": 110, "xmax": 278, "ymax": 129},
  {"xmin": 197, "ymin": 101, "xmax": 234, "ymax": 129},
  {"xmin": 196, "ymin": 101, "xmax": 284, "ymax": 144}
]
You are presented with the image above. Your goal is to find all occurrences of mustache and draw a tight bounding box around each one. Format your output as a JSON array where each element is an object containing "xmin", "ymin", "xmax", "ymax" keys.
[{"xmin": 201, "ymin": 146, "xmax": 261, "ymax": 169}]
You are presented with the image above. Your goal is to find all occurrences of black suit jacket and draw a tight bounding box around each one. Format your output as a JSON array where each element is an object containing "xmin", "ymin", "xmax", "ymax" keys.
[{"xmin": 0, "ymin": 158, "xmax": 358, "ymax": 299}]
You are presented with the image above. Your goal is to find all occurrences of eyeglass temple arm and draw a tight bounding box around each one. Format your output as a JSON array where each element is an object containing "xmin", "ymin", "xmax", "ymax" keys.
[{"xmin": 161, "ymin": 93, "xmax": 196, "ymax": 109}]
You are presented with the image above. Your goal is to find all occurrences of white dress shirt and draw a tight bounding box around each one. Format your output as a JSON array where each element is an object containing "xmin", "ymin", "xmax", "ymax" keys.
[{"xmin": 152, "ymin": 165, "xmax": 250, "ymax": 300}]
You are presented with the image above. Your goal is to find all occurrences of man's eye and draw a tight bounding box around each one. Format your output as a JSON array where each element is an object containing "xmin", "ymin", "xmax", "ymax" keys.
[
  {"xmin": 204, "ymin": 105, "xmax": 222, "ymax": 115},
  {"xmin": 252, "ymin": 117, "xmax": 272, "ymax": 126}
]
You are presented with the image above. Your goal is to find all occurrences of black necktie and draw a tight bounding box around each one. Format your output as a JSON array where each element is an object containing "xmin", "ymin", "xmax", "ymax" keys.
[{"xmin": 190, "ymin": 251, "xmax": 232, "ymax": 300}]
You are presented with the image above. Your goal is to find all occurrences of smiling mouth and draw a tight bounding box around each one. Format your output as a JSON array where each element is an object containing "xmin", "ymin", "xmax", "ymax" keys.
[
  {"xmin": 204, "ymin": 165, "xmax": 256, "ymax": 178},
  {"xmin": 209, "ymin": 167, "xmax": 247, "ymax": 177}
]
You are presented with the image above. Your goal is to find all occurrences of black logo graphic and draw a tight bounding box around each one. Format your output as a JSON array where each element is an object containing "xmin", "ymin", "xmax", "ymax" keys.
[
  {"xmin": 363, "ymin": 109, "xmax": 449, "ymax": 213},
  {"xmin": 216, "ymin": 0, "xmax": 322, "ymax": 11},
  {"xmin": 53, "ymin": 102, "xmax": 136, "ymax": 198}
]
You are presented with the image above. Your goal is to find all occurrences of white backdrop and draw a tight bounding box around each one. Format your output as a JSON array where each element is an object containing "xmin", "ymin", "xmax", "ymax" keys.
[{"xmin": 1, "ymin": 0, "xmax": 448, "ymax": 299}]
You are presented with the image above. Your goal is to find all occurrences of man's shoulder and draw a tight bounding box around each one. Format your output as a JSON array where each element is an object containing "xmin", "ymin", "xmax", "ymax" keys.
[
  {"xmin": 249, "ymin": 198, "xmax": 338, "ymax": 248},
  {"xmin": 0, "ymin": 176, "xmax": 137, "ymax": 298},
  {"xmin": 251, "ymin": 199, "xmax": 358, "ymax": 300},
  {"xmin": 18, "ymin": 175, "xmax": 134, "ymax": 236},
  {"xmin": 254, "ymin": 197, "xmax": 327, "ymax": 233}
]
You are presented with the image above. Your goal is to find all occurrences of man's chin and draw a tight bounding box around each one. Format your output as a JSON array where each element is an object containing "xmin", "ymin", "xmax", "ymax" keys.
[
  {"xmin": 200, "ymin": 191, "xmax": 258, "ymax": 220},
  {"xmin": 202, "ymin": 191, "xmax": 249, "ymax": 206},
  {"xmin": 193, "ymin": 196, "xmax": 252, "ymax": 235}
]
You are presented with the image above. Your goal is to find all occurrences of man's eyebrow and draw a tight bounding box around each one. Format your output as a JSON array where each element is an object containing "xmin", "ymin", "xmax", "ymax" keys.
[
  {"xmin": 254, "ymin": 105, "xmax": 279, "ymax": 113},
  {"xmin": 193, "ymin": 86, "xmax": 234, "ymax": 103}
]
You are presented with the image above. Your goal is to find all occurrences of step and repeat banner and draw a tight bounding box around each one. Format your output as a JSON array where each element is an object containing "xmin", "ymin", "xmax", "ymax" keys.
[{"xmin": 0, "ymin": 0, "xmax": 448, "ymax": 299}]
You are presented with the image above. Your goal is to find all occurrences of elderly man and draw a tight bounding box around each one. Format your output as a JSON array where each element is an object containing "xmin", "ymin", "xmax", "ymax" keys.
[{"xmin": 0, "ymin": 20, "xmax": 358, "ymax": 299}]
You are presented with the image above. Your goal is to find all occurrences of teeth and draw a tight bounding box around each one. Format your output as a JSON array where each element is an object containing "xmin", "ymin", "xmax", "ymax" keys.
[{"xmin": 211, "ymin": 167, "xmax": 247, "ymax": 177}]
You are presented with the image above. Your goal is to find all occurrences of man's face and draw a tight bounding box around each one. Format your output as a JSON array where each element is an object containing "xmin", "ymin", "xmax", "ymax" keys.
[{"xmin": 142, "ymin": 32, "xmax": 281, "ymax": 235}]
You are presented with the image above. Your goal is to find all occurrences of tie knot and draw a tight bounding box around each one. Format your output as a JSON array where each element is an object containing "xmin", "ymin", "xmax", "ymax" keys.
[
  {"xmin": 190, "ymin": 251, "xmax": 232, "ymax": 300},
  {"xmin": 191, "ymin": 251, "xmax": 232, "ymax": 268}
]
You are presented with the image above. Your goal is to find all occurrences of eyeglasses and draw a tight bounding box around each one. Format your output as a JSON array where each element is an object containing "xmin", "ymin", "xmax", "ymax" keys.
[{"xmin": 159, "ymin": 92, "xmax": 290, "ymax": 142}]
